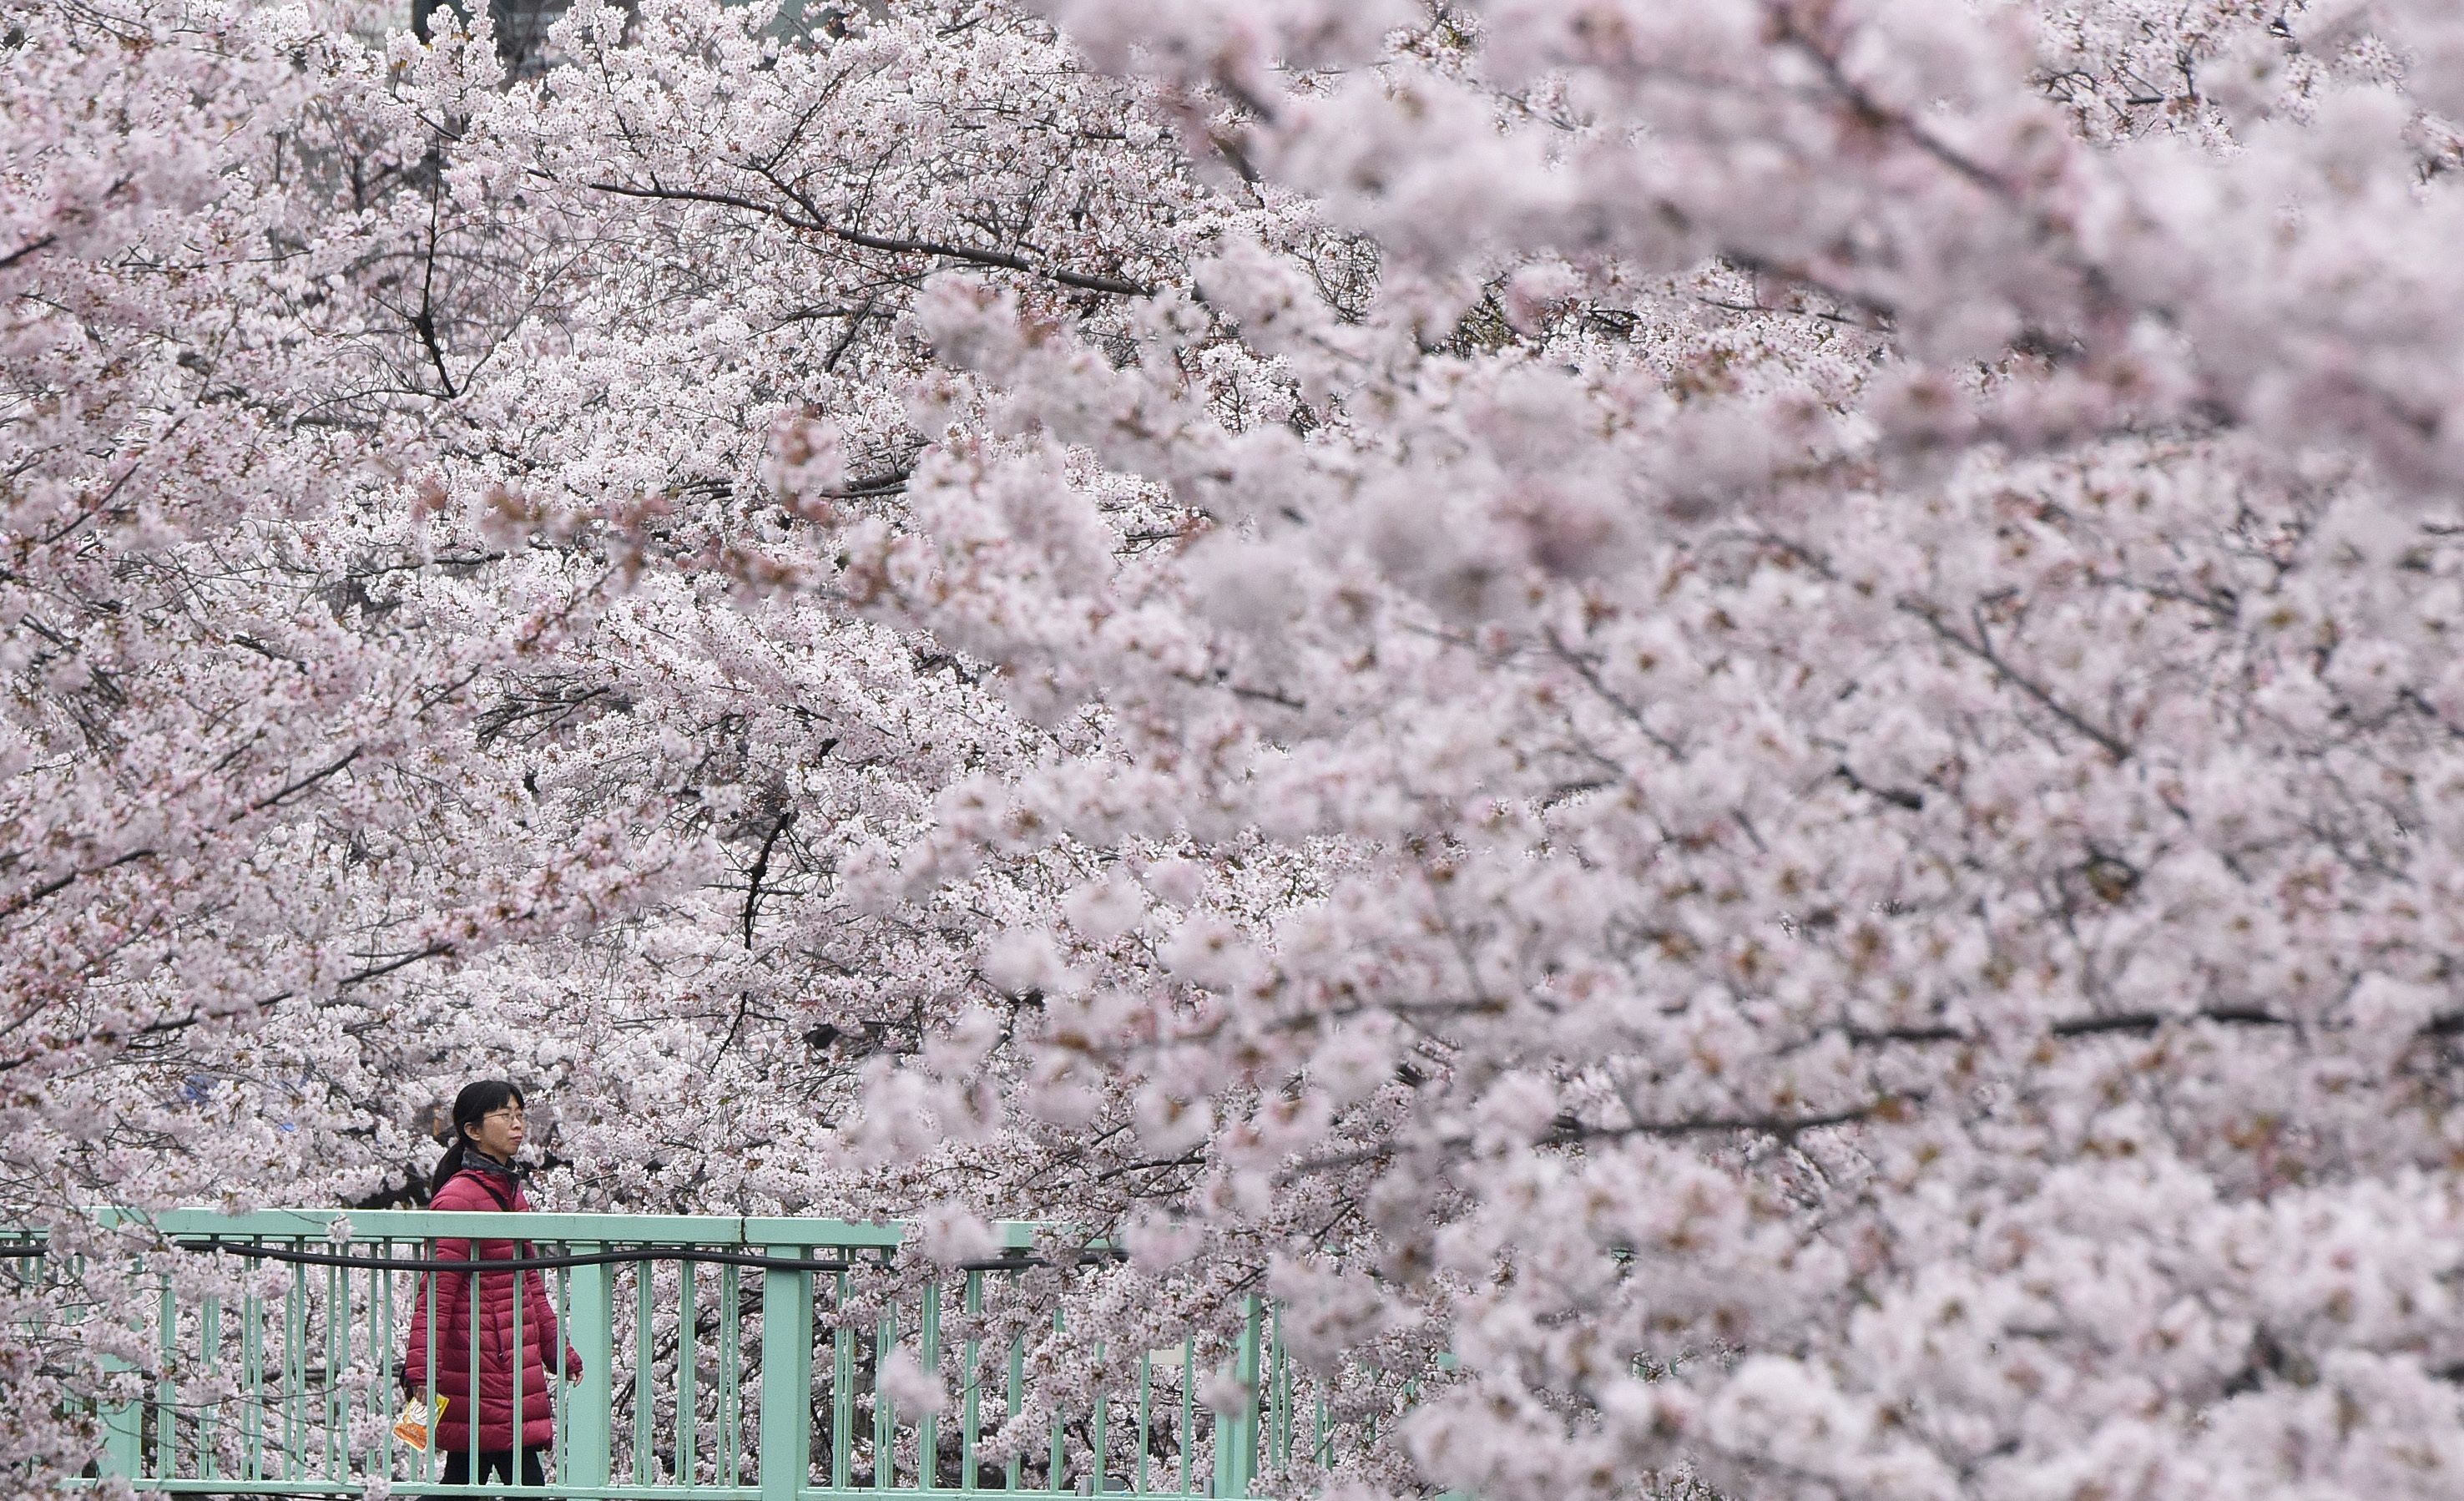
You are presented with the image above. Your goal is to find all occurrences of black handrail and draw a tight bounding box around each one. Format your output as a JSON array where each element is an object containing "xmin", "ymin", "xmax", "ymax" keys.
[{"xmin": 0, "ymin": 1239, "xmax": 1121, "ymax": 1273}]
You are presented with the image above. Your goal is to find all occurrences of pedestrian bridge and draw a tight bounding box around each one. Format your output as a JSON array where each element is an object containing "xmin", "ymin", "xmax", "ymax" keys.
[{"xmin": 17, "ymin": 1210, "xmax": 1377, "ymax": 1498}]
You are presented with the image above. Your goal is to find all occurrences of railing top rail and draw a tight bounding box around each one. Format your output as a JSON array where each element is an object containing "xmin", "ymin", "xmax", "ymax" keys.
[{"xmin": 19, "ymin": 1208, "xmax": 1054, "ymax": 1251}]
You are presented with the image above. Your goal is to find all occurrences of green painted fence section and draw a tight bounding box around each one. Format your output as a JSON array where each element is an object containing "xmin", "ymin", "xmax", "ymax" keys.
[{"xmin": 1, "ymin": 1210, "xmax": 1378, "ymax": 1498}]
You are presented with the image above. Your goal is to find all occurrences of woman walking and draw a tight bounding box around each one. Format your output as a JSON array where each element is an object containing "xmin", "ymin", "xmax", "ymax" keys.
[{"xmin": 403, "ymin": 1080, "xmax": 582, "ymax": 1492}]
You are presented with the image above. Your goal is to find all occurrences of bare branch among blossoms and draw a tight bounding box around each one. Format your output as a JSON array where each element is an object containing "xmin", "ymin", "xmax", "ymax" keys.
[{"xmin": 578, "ymin": 184, "xmax": 1159, "ymax": 296}]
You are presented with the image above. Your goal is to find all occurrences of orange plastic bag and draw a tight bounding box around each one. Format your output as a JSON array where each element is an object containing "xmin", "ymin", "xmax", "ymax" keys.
[{"xmin": 392, "ymin": 1392, "xmax": 447, "ymax": 1452}]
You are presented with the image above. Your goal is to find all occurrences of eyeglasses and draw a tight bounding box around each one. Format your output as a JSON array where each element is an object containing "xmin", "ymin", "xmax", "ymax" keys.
[{"xmin": 482, "ymin": 1107, "xmax": 527, "ymax": 1124}]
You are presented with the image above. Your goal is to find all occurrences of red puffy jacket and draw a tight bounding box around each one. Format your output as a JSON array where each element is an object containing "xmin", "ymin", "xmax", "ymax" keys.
[{"xmin": 402, "ymin": 1165, "xmax": 580, "ymax": 1452}]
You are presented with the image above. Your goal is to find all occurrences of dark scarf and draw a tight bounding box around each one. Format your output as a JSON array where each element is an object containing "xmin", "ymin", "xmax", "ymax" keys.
[{"xmin": 462, "ymin": 1150, "xmax": 523, "ymax": 1206}]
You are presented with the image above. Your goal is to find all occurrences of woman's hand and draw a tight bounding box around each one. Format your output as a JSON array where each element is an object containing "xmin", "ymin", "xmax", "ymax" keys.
[{"xmin": 566, "ymin": 1350, "xmax": 584, "ymax": 1381}]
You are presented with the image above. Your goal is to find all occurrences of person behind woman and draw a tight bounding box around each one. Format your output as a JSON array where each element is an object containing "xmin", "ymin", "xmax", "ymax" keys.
[{"xmin": 402, "ymin": 1080, "xmax": 582, "ymax": 1491}]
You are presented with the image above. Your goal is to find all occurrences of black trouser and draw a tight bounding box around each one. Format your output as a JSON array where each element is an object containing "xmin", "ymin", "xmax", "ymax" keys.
[{"xmin": 441, "ymin": 1443, "xmax": 547, "ymax": 1493}]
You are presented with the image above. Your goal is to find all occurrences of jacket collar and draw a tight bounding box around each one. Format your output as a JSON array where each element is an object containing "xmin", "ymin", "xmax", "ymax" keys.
[
  {"xmin": 466, "ymin": 1150, "xmax": 520, "ymax": 1181},
  {"xmin": 459, "ymin": 1152, "xmax": 523, "ymax": 1208}
]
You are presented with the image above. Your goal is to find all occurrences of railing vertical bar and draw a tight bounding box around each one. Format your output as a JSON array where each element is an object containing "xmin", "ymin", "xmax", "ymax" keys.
[
  {"xmin": 314, "ymin": 1259, "xmax": 328, "ymax": 1482},
  {"xmin": 552, "ymin": 1254, "xmax": 570, "ymax": 1487},
  {"xmin": 154, "ymin": 1273, "xmax": 176, "ymax": 1479},
  {"xmin": 1260, "ymin": 1308, "xmax": 1274, "ymax": 1474},
  {"xmin": 634, "ymin": 1261, "xmax": 654, "ymax": 1484},
  {"xmin": 1210, "ymin": 1298, "xmax": 1260, "ymax": 1500},
  {"xmin": 275, "ymin": 1260, "xmax": 290, "ymax": 1483},
  {"xmin": 677, "ymin": 1261, "xmax": 697, "ymax": 1487},
  {"xmin": 959, "ymin": 1272, "xmax": 981, "ymax": 1492},
  {"xmin": 1136, "ymin": 1352, "xmax": 1151, "ymax": 1495},
  {"xmin": 918, "ymin": 1281, "xmax": 941, "ymax": 1491},
  {"xmin": 97, "ymin": 1261, "xmax": 144, "ymax": 1481},
  {"xmin": 46, "ymin": 1242, "xmax": 68, "ymax": 1439},
  {"xmin": 1176, "ymin": 1339, "xmax": 1192, "ymax": 1499},
  {"xmin": 243, "ymin": 1279, "xmax": 264, "ymax": 1481},
  {"xmin": 422, "ymin": 1236, "xmax": 438, "ymax": 1488},
  {"xmin": 563, "ymin": 1241, "xmax": 616, "ymax": 1499},
  {"xmin": 327, "ymin": 1259, "xmax": 346, "ymax": 1481},
  {"xmin": 277, "ymin": 1257, "xmax": 292, "ymax": 1482},
  {"xmin": 343, "ymin": 1258, "xmax": 361, "ymax": 1479},
  {"xmin": 1003, "ymin": 1329, "xmax": 1022, "ymax": 1493},
  {"xmin": 720, "ymin": 1262, "xmax": 741, "ymax": 1488},
  {"xmin": 831, "ymin": 1271, "xmax": 853, "ymax": 1491},
  {"xmin": 199, "ymin": 1295, "xmax": 221, "ymax": 1483},
  {"xmin": 347, "ymin": 1259, "xmax": 362, "ymax": 1479},
  {"xmin": 267, "ymin": 1261, "xmax": 283, "ymax": 1483},
  {"xmin": 512, "ymin": 1247, "xmax": 527, "ymax": 1493},
  {"xmin": 1047, "ymin": 1308, "xmax": 1064, "ymax": 1493},
  {"xmin": 361, "ymin": 1261, "xmax": 380, "ymax": 1479},
  {"xmin": 1090, "ymin": 1347, "xmax": 1108, "ymax": 1497},
  {"xmin": 468, "ymin": 1237, "xmax": 484, "ymax": 1484},
  {"xmin": 874, "ymin": 1301, "xmax": 896, "ymax": 1488},
  {"xmin": 290, "ymin": 1259, "xmax": 309, "ymax": 1482},
  {"xmin": 1251, "ymin": 1291, "xmax": 1271, "ymax": 1488},
  {"xmin": 376, "ymin": 1245, "xmax": 395, "ymax": 1484},
  {"xmin": 1270, "ymin": 1306, "xmax": 1289, "ymax": 1472}
]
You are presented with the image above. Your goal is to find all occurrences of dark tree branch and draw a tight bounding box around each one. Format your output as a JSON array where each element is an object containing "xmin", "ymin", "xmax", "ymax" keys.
[
  {"xmin": 0, "ymin": 235, "xmax": 58, "ymax": 272},
  {"xmin": 248, "ymin": 747, "xmax": 362, "ymax": 814},
  {"xmin": 1906, "ymin": 602, "xmax": 2135, "ymax": 762},
  {"xmin": 1834, "ymin": 761, "xmax": 1925, "ymax": 811},
  {"xmin": 585, "ymin": 180, "xmax": 1158, "ymax": 296},
  {"xmin": 0, "ymin": 847, "xmax": 158, "ymax": 924},
  {"xmin": 741, "ymin": 806, "xmax": 798, "ymax": 950},
  {"xmin": 2048, "ymin": 1005, "xmax": 2288, "ymax": 1039},
  {"xmin": 1550, "ymin": 1096, "xmax": 1911, "ymax": 1145}
]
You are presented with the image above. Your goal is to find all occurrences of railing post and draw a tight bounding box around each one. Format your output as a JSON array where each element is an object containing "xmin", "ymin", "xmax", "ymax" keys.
[
  {"xmin": 759, "ymin": 1246, "xmax": 814, "ymax": 1501},
  {"xmin": 1210, "ymin": 1297, "xmax": 1261, "ymax": 1498},
  {"xmin": 98, "ymin": 1372, "xmax": 144, "ymax": 1480},
  {"xmin": 564, "ymin": 1246, "xmax": 616, "ymax": 1498},
  {"xmin": 96, "ymin": 1275, "xmax": 144, "ymax": 1481}
]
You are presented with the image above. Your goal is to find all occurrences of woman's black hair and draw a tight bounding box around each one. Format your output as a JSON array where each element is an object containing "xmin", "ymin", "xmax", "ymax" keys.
[{"xmin": 429, "ymin": 1079, "xmax": 525, "ymax": 1198}]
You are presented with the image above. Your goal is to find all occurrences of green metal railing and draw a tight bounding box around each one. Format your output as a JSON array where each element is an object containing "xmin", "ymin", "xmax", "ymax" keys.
[{"xmin": 3, "ymin": 1210, "xmax": 1382, "ymax": 1498}]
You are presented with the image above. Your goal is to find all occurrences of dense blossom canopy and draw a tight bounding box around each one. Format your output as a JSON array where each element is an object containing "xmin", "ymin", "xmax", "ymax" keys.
[{"xmin": 11, "ymin": 0, "xmax": 2464, "ymax": 1496}]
